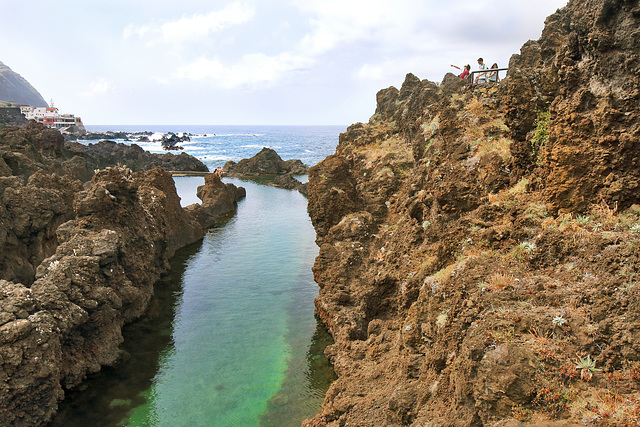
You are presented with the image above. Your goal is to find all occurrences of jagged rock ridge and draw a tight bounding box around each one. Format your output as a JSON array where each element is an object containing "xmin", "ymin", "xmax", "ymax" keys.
[{"xmin": 305, "ymin": 0, "xmax": 640, "ymax": 425}]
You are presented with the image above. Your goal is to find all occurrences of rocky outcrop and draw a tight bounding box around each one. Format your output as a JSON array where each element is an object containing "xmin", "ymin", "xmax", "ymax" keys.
[
  {"xmin": 0, "ymin": 106, "xmax": 27, "ymax": 129},
  {"xmin": 160, "ymin": 132, "xmax": 190, "ymax": 151},
  {"xmin": 306, "ymin": 0, "xmax": 640, "ymax": 425},
  {"xmin": 504, "ymin": 0, "xmax": 640, "ymax": 213},
  {"xmin": 0, "ymin": 122, "xmax": 243, "ymax": 425},
  {"xmin": 1, "ymin": 167, "xmax": 203, "ymax": 426},
  {"xmin": 223, "ymin": 147, "xmax": 309, "ymax": 176},
  {"xmin": 66, "ymin": 140, "xmax": 209, "ymax": 173},
  {"xmin": 184, "ymin": 173, "xmax": 246, "ymax": 229},
  {"xmin": 272, "ymin": 173, "xmax": 308, "ymax": 195},
  {"xmin": 0, "ymin": 61, "xmax": 48, "ymax": 108},
  {"xmin": 76, "ymin": 131, "xmax": 132, "ymax": 141}
]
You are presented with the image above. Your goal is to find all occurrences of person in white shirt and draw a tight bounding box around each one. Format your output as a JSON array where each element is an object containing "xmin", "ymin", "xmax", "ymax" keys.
[{"xmin": 475, "ymin": 57, "xmax": 488, "ymax": 84}]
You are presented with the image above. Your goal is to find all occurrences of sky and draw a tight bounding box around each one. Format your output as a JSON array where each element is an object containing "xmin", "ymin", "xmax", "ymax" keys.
[{"xmin": 0, "ymin": 0, "xmax": 568, "ymax": 126}]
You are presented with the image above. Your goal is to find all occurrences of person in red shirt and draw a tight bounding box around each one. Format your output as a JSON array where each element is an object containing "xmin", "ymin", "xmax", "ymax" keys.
[{"xmin": 451, "ymin": 64, "xmax": 471, "ymax": 80}]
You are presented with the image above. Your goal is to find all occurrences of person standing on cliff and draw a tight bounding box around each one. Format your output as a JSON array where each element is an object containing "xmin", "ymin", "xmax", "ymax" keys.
[
  {"xmin": 451, "ymin": 64, "xmax": 471, "ymax": 80},
  {"xmin": 474, "ymin": 58, "xmax": 488, "ymax": 84},
  {"xmin": 488, "ymin": 63, "xmax": 500, "ymax": 83}
]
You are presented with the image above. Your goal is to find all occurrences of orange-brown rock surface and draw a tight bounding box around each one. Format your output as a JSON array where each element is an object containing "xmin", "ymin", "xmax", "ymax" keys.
[
  {"xmin": 0, "ymin": 122, "xmax": 243, "ymax": 425},
  {"xmin": 306, "ymin": 0, "xmax": 640, "ymax": 425}
]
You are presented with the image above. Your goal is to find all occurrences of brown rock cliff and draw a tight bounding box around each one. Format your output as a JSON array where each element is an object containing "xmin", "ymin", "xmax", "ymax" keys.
[
  {"xmin": 0, "ymin": 123, "xmax": 244, "ymax": 425},
  {"xmin": 306, "ymin": 0, "xmax": 640, "ymax": 425}
]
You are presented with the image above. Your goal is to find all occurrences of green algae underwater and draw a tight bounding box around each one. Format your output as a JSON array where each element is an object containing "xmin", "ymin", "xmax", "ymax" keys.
[{"xmin": 51, "ymin": 178, "xmax": 336, "ymax": 427}]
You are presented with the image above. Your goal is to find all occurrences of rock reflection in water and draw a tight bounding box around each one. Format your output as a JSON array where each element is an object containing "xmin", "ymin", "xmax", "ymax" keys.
[{"xmin": 49, "ymin": 239, "xmax": 203, "ymax": 427}]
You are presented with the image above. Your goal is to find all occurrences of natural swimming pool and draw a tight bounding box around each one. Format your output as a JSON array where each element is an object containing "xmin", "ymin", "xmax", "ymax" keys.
[{"xmin": 50, "ymin": 177, "xmax": 335, "ymax": 426}]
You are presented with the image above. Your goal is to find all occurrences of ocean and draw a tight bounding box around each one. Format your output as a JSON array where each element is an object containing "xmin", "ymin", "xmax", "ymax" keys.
[
  {"xmin": 50, "ymin": 125, "xmax": 344, "ymax": 426},
  {"xmin": 81, "ymin": 124, "xmax": 343, "ymax": 172}
]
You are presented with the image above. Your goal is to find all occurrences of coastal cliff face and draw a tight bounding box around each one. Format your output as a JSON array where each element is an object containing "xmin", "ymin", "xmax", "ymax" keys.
[
  {"xmin": 1, "ymin": 167, "xmax": 203, "ymax": 425},
  {"xmin": 306, "ymin": 0, "xmax": 640, "ymax": 425},
  {"xmin": 0, "ymin": 107, "xmax": 28, "ymax": 129},
  {"xmin": 0, "ymin": 122, "xmax": 243, "ymax": 425}
]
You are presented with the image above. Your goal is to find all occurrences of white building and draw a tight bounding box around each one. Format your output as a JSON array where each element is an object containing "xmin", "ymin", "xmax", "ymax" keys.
[{"xmin": 19, "ymin": 106, "xmax": 84, "ymax": 132}]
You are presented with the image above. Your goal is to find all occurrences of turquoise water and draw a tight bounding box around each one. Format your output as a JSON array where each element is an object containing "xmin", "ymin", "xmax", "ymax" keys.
[
  {"xmin": 51, "ymin": 125, "xmax": 341, "ymax": 426},
  {"xmin": 50, "ymin": 178, "xmax": 336, "ymax": 426}
]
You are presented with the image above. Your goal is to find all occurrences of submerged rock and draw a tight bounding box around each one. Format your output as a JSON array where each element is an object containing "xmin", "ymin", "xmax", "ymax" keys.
[{"xmin": 272, "ymin": 173, "xmax": 308, "ymax": 195}]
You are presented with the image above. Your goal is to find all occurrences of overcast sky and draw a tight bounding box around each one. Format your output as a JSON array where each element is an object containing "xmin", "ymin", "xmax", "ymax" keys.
[{"xmin": 1, "ymin": 0, "xmax": 568, "ymax": 126}]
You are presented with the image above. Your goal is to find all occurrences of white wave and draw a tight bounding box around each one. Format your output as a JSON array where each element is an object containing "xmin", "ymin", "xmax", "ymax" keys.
[
  {"xmin": 213, "ymin": 133, "xmax": 264, "ymax": 137},
  {"xmin": 149, "ymin": 132, "xmax": 165, "ymax": 141}
]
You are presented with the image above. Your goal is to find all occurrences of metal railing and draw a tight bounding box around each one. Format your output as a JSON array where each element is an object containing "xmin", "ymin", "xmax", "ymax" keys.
[{"xmin": 468, "ymin": 67, "xmax": 509, "ymax": 84}]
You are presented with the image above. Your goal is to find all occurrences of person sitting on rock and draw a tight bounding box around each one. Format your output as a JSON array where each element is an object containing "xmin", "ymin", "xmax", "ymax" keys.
[
  {"xmin": 488, "ymin": 63, "xmax": 500, "ymax": 83},
  {"xmin": 451, "ymin": 64, "xmax": 471, "ymax": 80},
  {"xmin": 474, "ymin": 57, "xmax": 489, "ymax": 84}
]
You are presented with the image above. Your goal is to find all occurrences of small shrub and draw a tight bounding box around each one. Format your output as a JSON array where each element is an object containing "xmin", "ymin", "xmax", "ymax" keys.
[
  {"xmin": 512, "ymin": 404, "xmax": 532, "ymax": 422},
  {"xmin": 511, "ymin": 241, "xmax": 536, "ymax": 260},
  {"xmin": 574, "ymin": 215, "xmax": 590, "ymax": 225},
  {"xmin": 533, "ymin": 379, "xmax": 574, "ymax": 415},
  {"xmin": 575, "ymin": 355, "xmax": 601, "ymax": 381},
  {"xmin": 531, "ymin": 109, "xmax": 550, "ymax": 164},
  {"xmin": 486, "ymin": 272, "xmax": 515, "ymax": 291}
]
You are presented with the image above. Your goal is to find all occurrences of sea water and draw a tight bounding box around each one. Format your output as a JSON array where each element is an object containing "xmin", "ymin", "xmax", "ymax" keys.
[
  {"xmin": 50, "ymin": 126, "xmax": 343, "ymax": 426},
  {"xmin": 79, "ymin": 124, "xmax": 342, "ymax": 171}
]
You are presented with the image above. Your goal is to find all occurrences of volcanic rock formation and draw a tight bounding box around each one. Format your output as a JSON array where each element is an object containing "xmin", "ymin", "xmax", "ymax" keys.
[
  {"xmin": 0, "ymin": 122, "xmax": 243, "ymax": 425},
  {"xmin": 0, "ymin": 106, "xmax": 28, "ymax": 129},
  {"xmin": 185, "ymin": 172, "xmax": 246, "ymax": 229},
  {"xmin": 223, "ymin": 147, "xmax": 309, "ymax": 176},
  {"xmin": 66, "ymin": 139, "xmax": 209, "ymax": 174},
  {"xmin": 305, "ymin": 0, "xmax": 640, "ymax": 425}
]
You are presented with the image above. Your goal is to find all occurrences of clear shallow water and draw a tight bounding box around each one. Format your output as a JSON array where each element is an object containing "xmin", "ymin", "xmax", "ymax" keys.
[
  {"xmin": 50, "ymin": 126, "xmax": 342, "ymax": 426},
  {"xmin": 51, "ymin": 179, "xmax": 336, "ymax": 426}
]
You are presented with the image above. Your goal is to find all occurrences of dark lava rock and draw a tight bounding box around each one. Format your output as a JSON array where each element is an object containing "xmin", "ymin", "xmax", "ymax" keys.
[
  {"xmin": 223, "ymin": 147, "xmax": 309, "ymax": 176},
  {"xmin": 160, "ymin": 132, "xmax": 190, "ymax": 151},
  {"xmin": 184, "ymin": 173, "xmax": 246, "ymax": 229},
  {"xmin": 272, "ymin": 173, "xmax": 308, "ymax": 195},
  {"xmin": 0, "ymin": 122, "xmax": 242, "ymax": 425},
  {"xmin": 66, "ymin": 140, "xmax": 208, "ymax": 173}
]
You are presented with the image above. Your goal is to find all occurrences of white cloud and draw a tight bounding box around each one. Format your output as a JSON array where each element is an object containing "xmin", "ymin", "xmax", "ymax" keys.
[
  {"xmin": 356, "ymin": 64, "xmax": 385, "ymax": 81},
  {"xmin": 176, "ymin": 52, "xmax": 313, "ymax": 89},
  {"xmin": 160, "ymin": 2, "xmax": 254, "ymax": 43},
  {"xmin": 123, "ymin": 1, "xmax": 255, "ymax": 44},
  {"xmin": 123, "ymin": 24, "xmax": 152, "ymax": 39},
  {"xmin": 151, "ymin": 76, "xmax": 171, "ymax": 85},
  {"xmin": 80, "ymin": 78, "xmax": 112, "ymax": 97}
]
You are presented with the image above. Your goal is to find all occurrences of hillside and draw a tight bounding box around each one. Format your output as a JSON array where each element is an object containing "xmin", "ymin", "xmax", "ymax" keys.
[
  {"xmin": 306, "ymin": 0, "xmax": 640, "ymax": 425},
  {"xmin": 0, "ymin": 61, "xmax": 48, "ymax": 107}
]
